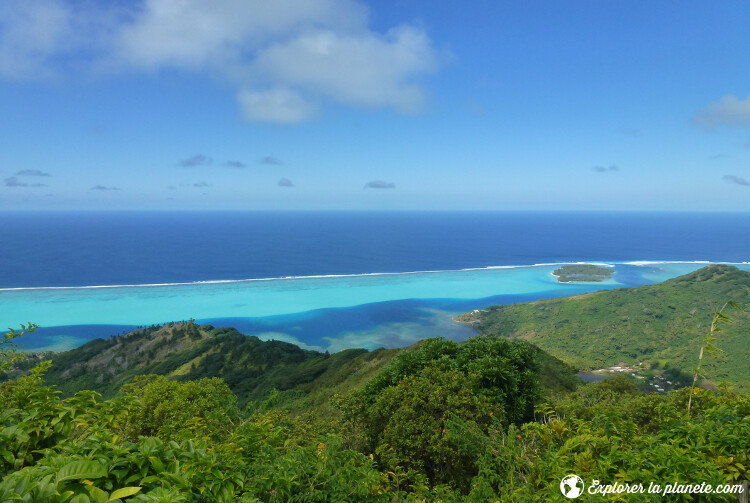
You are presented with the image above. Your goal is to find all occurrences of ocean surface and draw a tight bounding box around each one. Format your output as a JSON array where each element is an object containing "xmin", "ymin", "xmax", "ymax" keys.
[{"xmin": 2, "ymin": 211, "xmax": 749, "ymax": 352}]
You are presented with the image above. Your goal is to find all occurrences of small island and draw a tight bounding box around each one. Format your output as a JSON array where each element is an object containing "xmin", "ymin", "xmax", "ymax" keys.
[{"xmin": 553, "ymin": 264, "xmax": 614, "ymax": 282}]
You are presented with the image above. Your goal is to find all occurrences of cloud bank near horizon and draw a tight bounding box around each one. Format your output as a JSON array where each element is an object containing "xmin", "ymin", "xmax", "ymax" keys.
[
  {"xmin": 693, "ymin": 95, "xmax": 750, "ymax": 129},
  {"xmin": 592, "ymin": 165, "xmax": 619, "ymax": 173},
  {"xmin": 364, "ymin": 180, "xmax": 395, "ymax": 189},
  {"xmin": 723, "ymin": 174, "xmax": 750, "ymax": 186}
]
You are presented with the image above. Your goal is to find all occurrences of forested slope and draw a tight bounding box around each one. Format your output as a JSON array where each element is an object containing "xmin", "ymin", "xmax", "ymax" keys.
[
  {"xmin": 42, "ymin": 323, "xmax": 403, "ymax": 408},
  {"xmin": 1, "ymin": 333, "xmax": 748, "ymax": 502},
  {"xmin": 461, "ymin": 265, "xmax": 750, "ymax": 388}
]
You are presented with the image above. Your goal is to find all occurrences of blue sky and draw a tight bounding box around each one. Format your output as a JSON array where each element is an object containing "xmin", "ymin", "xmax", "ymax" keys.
[{"xmin": 1, "ymin": 0, "xmax": 749, "ymax": 210}]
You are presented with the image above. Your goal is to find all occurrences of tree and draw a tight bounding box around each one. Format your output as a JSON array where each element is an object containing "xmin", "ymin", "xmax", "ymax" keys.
[{"xmin": 0, "ymin": 323, "xmax": 38, "ymax": 374}]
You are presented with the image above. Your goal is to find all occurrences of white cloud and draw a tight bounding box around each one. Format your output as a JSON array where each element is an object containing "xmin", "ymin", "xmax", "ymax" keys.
[
  {"xmin": 237, "ymin": 88, "xmax": 318, "ymax": 123},
  {"xmin": 114, "ymin": 0, "xmax": 367, "ymax": 69},
  {"xmin": 0, "ymin": 0, "xmax": 71, "ymax": 79},
  {"xmin": 693, "ymin": 95, "xmax": 750, "ymax": 128},
  {"xmin": 252, "ymin": 26, "xmax": 436, "ymax": 113},
  {"xmin": 0, "ymin": 0, "xmax": 120, "ymax": 79},
  {"xmin": 0, "ymin": 0, "xmax": 438, "ymax": 123}
]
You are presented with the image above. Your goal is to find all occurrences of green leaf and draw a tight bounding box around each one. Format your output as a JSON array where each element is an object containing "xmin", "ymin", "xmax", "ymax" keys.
[
  {"xmin": 219, "ymin": 484, "xmax": 232, "ymax": 502},
  {"xmin": 109, "ymin": 487, "xmax": 142, "ymax": 501},
  {"xmin": 69, "ymin": 494, "xmax": 91, "ymax": 503},
  {"xmin": 0, "ymin": 450, "xmax": 14, "ymax": 465},
  {"xmin": 148, "ymin": 456, "xmax": 164, "ymax": 473},
  {"xmin": 727, "ymin": 301, "xmax": 743, "ymax": 311},
  {"xmin": 87, "ymin": 485, "xmax": 109, "ymax": 503},
  {"xmin": 713, "ymin": 312, "xmax": 731, "ymax": 325},
  {"xmin": 57, "ymin": 460, "xmax": 107, "ymax": 483}
]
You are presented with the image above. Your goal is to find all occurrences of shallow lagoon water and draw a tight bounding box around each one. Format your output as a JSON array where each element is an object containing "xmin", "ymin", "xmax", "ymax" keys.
[{"xmin": 6, "ymin": 261, "xmax": 748, "ymax": 353}]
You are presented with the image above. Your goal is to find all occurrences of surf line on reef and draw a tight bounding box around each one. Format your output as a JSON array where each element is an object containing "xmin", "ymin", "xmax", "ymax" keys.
[{"xmin": 2, "ymin": 260, "xmax": 744, "ymax": 292}]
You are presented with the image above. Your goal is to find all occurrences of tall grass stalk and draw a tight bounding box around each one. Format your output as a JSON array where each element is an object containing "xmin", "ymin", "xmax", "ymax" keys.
[{"xmin": 687, "ymin": 302, "xmax": 742, "ymax": 414}]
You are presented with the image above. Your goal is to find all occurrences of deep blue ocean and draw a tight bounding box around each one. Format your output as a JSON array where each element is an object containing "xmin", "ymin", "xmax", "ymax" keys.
[
  {"xmin": 3, "ymin": 211, "xmax": 750, "ymax": 288},
  {"xmin": 2, "ymin": 211, "xmax": 750, "ymax": 352}
]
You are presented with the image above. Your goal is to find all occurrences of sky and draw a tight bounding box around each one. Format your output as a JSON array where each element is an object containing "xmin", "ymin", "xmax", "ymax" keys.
[{"xmin": 1, "ymin": 0, "xmax": 749, "ymax": 211}]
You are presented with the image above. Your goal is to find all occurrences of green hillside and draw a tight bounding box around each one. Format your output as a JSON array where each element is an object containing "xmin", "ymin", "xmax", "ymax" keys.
[
  {"xmin": 3, "ymin": 324, "xmax": 749, "ymax": 501},
  {"xmin": 460, "ymin": 264, "xmax": 750, "ymax": 388},
  {"xmin": 42, "ymin": 322, "xmax": 404, "ymax": 408},
  {"xmin": 41, "ymin": 321, "xmax": 580, "ymax": 417}
]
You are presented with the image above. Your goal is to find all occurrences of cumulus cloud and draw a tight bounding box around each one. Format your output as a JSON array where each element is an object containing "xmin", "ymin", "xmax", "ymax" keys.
[
  {"xmin": 225, "ymin": 160, "xmax": 246, "ymax": 168},
  {"xmin": 693, "ymin": 95, "xmax": 750, "ymax": 128},
  {"xmin": 592, "ymin": 165, "xmax": 619, "ymax": 173},
  {"xmin": 90, "ymin": 185, "xmax": 120, "ymax": 191},
  {"xmin": 4, "ymin": 176, "xmax": 46, "ymax": 187},
  {"xmin": 0, "ymin": 0, "xmax": 439, "ymax": 122},
  {"xmin": 248, "ymin": 25, "xmax": 435, "ymax": 115},
  {"xmin": 16, "ymin": 169, "xmax": 52, "ymax": 176},
  {"xmin": 113, "ymin": 0, "xmax": 367, "ymax": 69},
  {"xmin": 238, "ymin": 88, "xmax": 318, "ymax": 124},
  {"xmin": 723, "ymin": 174, "xmax": 750, "ymax": 186},
  {"xmin": 278, "ymin": 177, "xmax": 294, "ymax": 187},
  {"xmin": 364, "ymin": 180, "xmax": 395, "ymax": 189},
  {"xmin": 178, "ymin": 154, "xmax": 212, "ymax": 167},
  {"xmin": 0, "ymin": 1, "xmax": 119, "ymax": 80},
  {"xmin": 259, "ymin": 155, "xmax": 284, "ymax": 165},
  {"xmin": 0, "ymin": 0, "xmax": 71, "ymax": 79}
]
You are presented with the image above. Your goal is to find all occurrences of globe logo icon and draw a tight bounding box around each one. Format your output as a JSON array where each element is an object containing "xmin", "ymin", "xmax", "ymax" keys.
[{"xmin": 560, "ymin": 474, "xmax": 584, "ymax": 498}]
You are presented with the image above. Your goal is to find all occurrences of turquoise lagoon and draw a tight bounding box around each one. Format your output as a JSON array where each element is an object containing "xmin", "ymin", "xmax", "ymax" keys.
[{"xmin": 3, "ymin": 262, "xmax": 748, "ymax": 353}]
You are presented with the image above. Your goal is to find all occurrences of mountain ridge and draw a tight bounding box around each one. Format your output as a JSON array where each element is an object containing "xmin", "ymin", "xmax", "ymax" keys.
[{"xmin": 42, "ymin": 322, "xmax": 406, "ymax": 407}]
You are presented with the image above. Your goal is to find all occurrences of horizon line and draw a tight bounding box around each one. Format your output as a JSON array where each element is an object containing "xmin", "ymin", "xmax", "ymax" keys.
[{"xmin": 2, "ymin": 209, "xmax": 750, "ymax": 214}]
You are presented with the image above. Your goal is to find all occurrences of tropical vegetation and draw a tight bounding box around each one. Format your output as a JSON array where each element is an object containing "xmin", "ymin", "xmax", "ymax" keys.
[
  {"xmin": 552, "ymin": 264, "xmax": 614, "ymax": 282},
  {"xmin": 462, "ymin": 265, "xmax": 750, "ymax": 389},
  {"xmin": 1, "ymin": 265, "xmax": 748, "ymax": 501}
]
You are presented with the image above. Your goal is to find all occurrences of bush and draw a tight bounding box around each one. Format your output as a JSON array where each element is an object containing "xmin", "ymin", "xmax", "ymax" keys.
[{"xmin": 115, "ymin": 375, "xmax": 239, "ymax": 441}]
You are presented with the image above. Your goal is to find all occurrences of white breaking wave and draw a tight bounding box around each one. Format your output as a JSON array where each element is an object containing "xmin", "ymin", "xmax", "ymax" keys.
[
  {"xmin": 0, "ymin": 260, "xmax": 745, "ymax": 292},
  {"xmin": 623, "ymin": 260, "xmax": 713, "ymax": 266}
]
